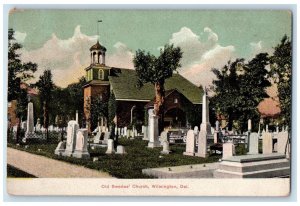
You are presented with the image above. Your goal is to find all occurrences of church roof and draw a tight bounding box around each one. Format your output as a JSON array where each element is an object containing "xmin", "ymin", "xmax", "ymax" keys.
[
  {"xmin": 108, "ymin": 68, "xmax": 203, "ymax": 104},
  {"xmin": 90, "ymin": 41, "xmax": 107, "ymax": 51}
]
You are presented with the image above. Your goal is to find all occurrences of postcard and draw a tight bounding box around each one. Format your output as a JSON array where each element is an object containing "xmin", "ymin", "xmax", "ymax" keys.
[{"xmin": 6, "ymin": 8, "xmax": 292, "ymax": 196}]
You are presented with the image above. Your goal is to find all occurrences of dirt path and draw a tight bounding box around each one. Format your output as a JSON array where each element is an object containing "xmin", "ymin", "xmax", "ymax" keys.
[{"xmin": 7, "ymin": 148, "xmax": 114, "ymax": 178}]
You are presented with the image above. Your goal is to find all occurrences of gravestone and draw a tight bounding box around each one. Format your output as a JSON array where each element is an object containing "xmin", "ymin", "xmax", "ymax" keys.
[
  {"xmin": 105, "ymin": 139, "xmax": 115, "ymax": 154},
  {"xmin": 277, "ymin": 131, "xmax": 289, "ymax": 154},
  {"xmin": 147, "ymin": 109, "xmax": 160, "ymax": 148},
  {"xmin": 116, "ymin": 145, "xmax": 126, "ymax": 154},
  {"xmin": 248, "ymin": 132, "xmax": 259, "ymax": 155},
  {"xmin": 195, "ymin": 90, "xmax": 210, "ymax": 158},
  {"xmin": 73, "ymin": 129, "xmax": 90, "ymax": 159},
  {"xmin": 103, "ymin": 132, "xmax": 110, "ymax": 144},
  {"xmin": 63, "ymin": 120, "xmax": 79, "ymax": 156},
  {"xmin": 48, "ymin": 125, "xmax": 54, "ymax": 131},
  {"xmin": 21, "ymin": 121, "xmax": 27, "ymax": 131},
  {"xmin": 142, "ymin": 126, "xmax": 149, "ymax": 141},
  {"xmin": 93, "ymin": 132, "xmax": 102, "ymax": 144},
  {"xmin": 124, "ymin": 127, "xmax": 127, "ymax": 137},
  {"xmin": 55, "ymin": 141, "xmax": 66, "ymax": 156},
  {"xmin": 159, "ymin": 131, "xmax": 168, "ymax": 146},
  {"xmin": 262, "ymin": 131, "xmax": 273, "ymax": 154},
  {"xmin": 25, "ymin": 102, "xmax": 34, "ymax": 136},
  {"xmin": 161, "ymin": 141, "xmax": 170, "ymax": 154},
  {"xmin": 222, "ymin": 142, "xmax": 235, "ymax": 159},
  {"xmin": 134, "ymin": 129, "xmax": 138, "ymax": 137},
  {"xmin": 183, "ymin": 129, "xmax": 196, "ymax": 156}
]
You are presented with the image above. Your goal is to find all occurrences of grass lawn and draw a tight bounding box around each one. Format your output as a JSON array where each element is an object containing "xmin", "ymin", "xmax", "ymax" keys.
[
  {"xmin": 7, "ymin": 164, "xmax": 36, "ymax": 178},
  {"xmin": 8, "ymin": 137, "xmax": 222, "ymax": 178}
]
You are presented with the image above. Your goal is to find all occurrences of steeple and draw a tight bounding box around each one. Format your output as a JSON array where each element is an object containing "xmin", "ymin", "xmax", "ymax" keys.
[
  {"xmin": 90, "ymin": 20, "xmax": 106, "ymax": 65},
  {"xmin": 90, "ymin": 41, "xmax": 106, "ymax": 65}
]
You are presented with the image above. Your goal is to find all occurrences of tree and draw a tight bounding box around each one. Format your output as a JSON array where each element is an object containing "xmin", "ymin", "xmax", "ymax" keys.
[
  {"xmin": 270, "ymin": 35, "xmax": 292, "ymax": 128},
  {"xmin": 86, "ymin": 95, "xmax": 108, "ymax": 131},
  {"xmin": 36, "ymin": 70, "xmax": 54, "ymax": 140},
  {"xmin": 8, "ymin": 28, "xmax": 37, "ymax": 142},
  {"xmin": 133, "ymin": 44, "xmax": 182, "ymax": 131},
  {"xmin": 211, "ymin": 59, "xmax": 242, "ymax": 130},
  {"xmin": 8, "ymin": 28, "xmax": 37, "ymax": 101},
  {"xmin": 211, "ymin": 54, "xmax": 271, "ymax": 132},
  {"xmin": 238, "ymin": 53, "xmax": 271, "ymax": 131}
]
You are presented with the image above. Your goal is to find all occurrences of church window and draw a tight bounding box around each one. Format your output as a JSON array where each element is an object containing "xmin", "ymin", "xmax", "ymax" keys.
[{"xmin": 98, "ymin": 69, "xmax": 104, "ymax": 80}]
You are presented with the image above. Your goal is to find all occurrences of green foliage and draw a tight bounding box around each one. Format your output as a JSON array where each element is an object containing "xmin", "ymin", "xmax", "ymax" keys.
[
  {"xmin": 270, "ymin": 35, "xmax": 292, "ymax": 128},
  {"xmin": 133, "ymin": 44, "xmax": 183, "ymax": 87},
  {"xmin": 108, "ymin": 92, "xmax": 116, "ymax": 126},
  {"xmin": 87, "ymin": 95, "xmax": 108, "ymax": 131},
  {"xmin": 211, "ymin": 53, "xmax": 271, "ymax": 132},
  {"xmin": 49, "ymin": 77, "xmax": 86, "ymax": 126},
  {"xmin": 35, "ymin": 70, "xmax": 54, "ymax": 130},
  {"xmin": 8, "ymin": 28, "xmax": 37, "ymax": 102}
]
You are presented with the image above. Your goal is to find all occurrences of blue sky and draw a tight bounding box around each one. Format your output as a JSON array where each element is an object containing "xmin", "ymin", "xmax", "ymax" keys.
[{"xmin": 9, "ymin": 10, "xmax": 291, "ymax": 87}]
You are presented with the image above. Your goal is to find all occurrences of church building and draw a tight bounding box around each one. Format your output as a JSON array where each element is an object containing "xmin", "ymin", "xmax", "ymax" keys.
[{"xmin": 83, "ymin": 40, "xmax": 203, "ymax": 132}]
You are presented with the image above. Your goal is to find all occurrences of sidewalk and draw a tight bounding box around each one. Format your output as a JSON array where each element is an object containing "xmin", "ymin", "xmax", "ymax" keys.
[{"xmin": 7, "ymin": 147, "xmax": 114, "ymax": 178}]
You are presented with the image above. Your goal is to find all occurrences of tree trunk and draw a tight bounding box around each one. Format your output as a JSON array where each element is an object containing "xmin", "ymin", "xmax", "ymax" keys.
[{"xmin": 154, "ymin": 82, "xmax": 165, "ymax": 133}]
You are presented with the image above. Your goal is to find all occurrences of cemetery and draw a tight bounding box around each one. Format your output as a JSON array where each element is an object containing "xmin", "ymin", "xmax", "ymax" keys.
[
  {"xmin": 7, "ymin": 90, "xmax": 290, "ymax": 179},
  {"xmin": 7, "ymin": 22, "xmax": 291, "ymax": 180}
]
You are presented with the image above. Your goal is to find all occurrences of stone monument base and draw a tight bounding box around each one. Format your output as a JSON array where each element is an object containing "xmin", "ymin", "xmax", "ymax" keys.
[
  {"xmin": 54, "ymin": 141, "xmax": 66, "ymax": 156},
  {"xmin": 183, "ymin": 152, "xmax": 195, "ymax": 156},
  {"xmin": 147, "ymin": 141, "xmax": 161, "ymax": 148},
  {"xmin": 142, "ymin": 163, "xmax": 219, "ymax": 178},
  {"xmin": 214, "ymin": 153, "xmax": 290, "ymax": 178},
  {"xmin": 195, "ymin": 153, "xmax": 208, "ymax": 158},
  {"xmin": 72, "ymin": 150, "xmax": 90, "ymax": 159}
]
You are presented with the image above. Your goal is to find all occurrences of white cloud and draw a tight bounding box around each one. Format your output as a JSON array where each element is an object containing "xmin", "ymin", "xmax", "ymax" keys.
[
  {"xmin": 14, "ymin": 31, "xmax": 27, "ymax": 43},
  {"xmin": 106, "ymin": 42, "xmax": 134, "ymax": 69},
  {"xmin": 20, "ymin": 25, "xmax": 134, "ymax": 87},
  {"xmin": 168, "ymin": 27, "xmax": 236, "ymax": 88}
]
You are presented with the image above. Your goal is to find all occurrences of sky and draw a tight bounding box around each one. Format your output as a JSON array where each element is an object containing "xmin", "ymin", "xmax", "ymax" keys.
[{"xmin": 8, "ymin": 9, "xmax": 291, "ymax": 114}]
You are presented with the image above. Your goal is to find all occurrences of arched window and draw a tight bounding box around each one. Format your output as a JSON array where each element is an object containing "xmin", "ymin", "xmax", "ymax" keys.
[{"xmin": 98, "ymin": 69, "xmax": 104, "ymax": 80}]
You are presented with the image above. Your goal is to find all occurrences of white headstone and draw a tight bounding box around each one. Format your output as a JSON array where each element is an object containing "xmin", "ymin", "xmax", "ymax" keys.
[
  {"xmin": 248, "ymin": 132, "xmax": 259, "ymax": 155},
  {"xmin": 73, "ymin": 129, "xmax": 90, "ymax": 159},
  {"xmin": 103, "ymin": 132, "xmax": 110, "ymax": 144},
  {"xmin": 262, "ymin": 131, "xmax": 273, "ymax": 154},
  {"xmin": 248, "ymin": 119, "xmax": 252, "ymax": 131},
  {"xmin": 161, "ymin": 141, "xmax": 170, "ymax": 154},
  {"xmin": 55, "ymin": 141, "xmax": 66, "ymax": 156},
  {"xmin": 159, "ymin": 131, "xmax": 168, "ymax": 145},
  {"xmin": 124, "ymin": 127, "xmax": 127, "ymax": 137},
  {"xmin": 215, "ymin": 121, "xmax": 220, "ymax": 131},
  {"xmin": 75, "ymin": 110, "xmax": 78, "ymax": 123},
  {"xmin": 222, "ymin": 142, "xmax": 235, "ymax": 159},
  {"xmin": 147, "ymin": 109, "xmax": 160, "ymax": 148},
  {"xmin": 195, "ymin": 131, "xmax": 208, "ymax": 158},
  {"xmin": 200, "ymin": 91, "xmax": 211, "ymax": 134},
  {"xmin": 277, "ymin": 131, "xmax": 289, "ymax": 154},
  {"xmin": 183, "ymin": 129, "xmax": 196, "ymax": 156},
  {"xmin": 93, "ymin": 132, "xmax": 102, "ymax": 144},
  {"xmin": 49, "ymin": 125, "xmax": 54, "ymax": 131},
  {"xmin": 26, "ymin": 102, "xmax": 34, "ymax": 134},
  {"xmin": 193, "ymin": 126, "xmax": 199, "ymax": 135},
  {"xmin": 106, "ymin": 139, "xmax": 115, "ymax": 154},
  {"xmin": 142, "ymin": 126, "xmax": 149, "ymax": 141},
  {"xmin": 195, "ymin": 91, "xmax": 210, "ymax": 157},
  {"xmin": 64, "ymin": 120, "xmax": 79, "ymax": 156},
  {"xmin": 21, "ymin": 121, "xmax": 27, "ymax": 130},
  {"xmin": 116, "ymin": 145, "xmax": 126, "ymax": 154}
]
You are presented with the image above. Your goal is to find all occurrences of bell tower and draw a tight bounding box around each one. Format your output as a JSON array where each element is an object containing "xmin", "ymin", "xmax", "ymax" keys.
[{"xmin": 83, "ymin": 20, "xmax": 111, "ymax": 132}]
